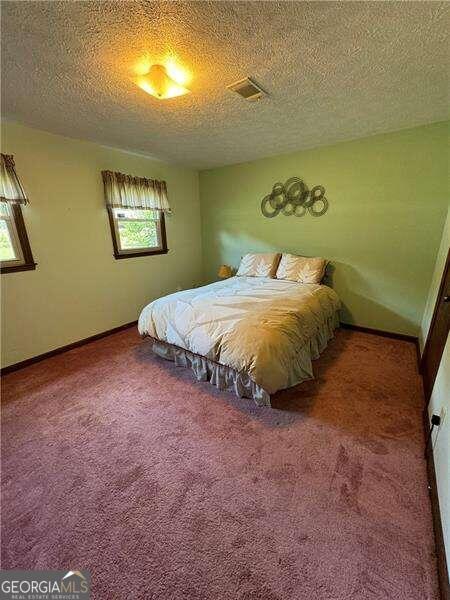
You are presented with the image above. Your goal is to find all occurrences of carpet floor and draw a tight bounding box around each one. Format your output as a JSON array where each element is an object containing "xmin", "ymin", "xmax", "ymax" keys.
[{"xmin": 1, "ymin": 328, "xmax": 438, "ymax": 599}]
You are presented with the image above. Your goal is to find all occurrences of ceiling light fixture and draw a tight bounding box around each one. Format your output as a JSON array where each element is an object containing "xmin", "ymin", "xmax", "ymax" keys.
[{"xmin": 135, "ymin": 62, "xmax": 190, "ymax": 100}]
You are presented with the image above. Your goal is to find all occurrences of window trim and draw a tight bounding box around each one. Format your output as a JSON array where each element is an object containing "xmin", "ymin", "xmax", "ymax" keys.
[
  {"xmin": 0, "ymin": 204, "xmax": 36, "ymax": 274},
  {"xmin": 107, "ymin": 206, "xmax": 168, "ymax": 260},
  {"xmin": 1, "ymin": 205, "xmax": 24, "ymax": 267}
]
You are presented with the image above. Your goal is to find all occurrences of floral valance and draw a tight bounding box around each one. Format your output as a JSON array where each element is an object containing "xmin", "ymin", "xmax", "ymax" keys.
[
  {"xmin": 101, "ymin": 170, "xmax": 171, "ymax": 213},
  {"xmin": 0, "ymin": 154, "xmax": 29, "ymax": 205}
]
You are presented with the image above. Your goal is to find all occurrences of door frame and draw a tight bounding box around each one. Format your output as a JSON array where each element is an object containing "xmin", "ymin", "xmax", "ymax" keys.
[{"xmin": 420, "ymin": 248, "xmax": 450, "ymax": 403}]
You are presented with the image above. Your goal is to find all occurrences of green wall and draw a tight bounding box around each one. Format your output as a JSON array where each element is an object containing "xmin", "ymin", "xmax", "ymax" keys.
[
  {"xmin": 200, "ymin": 122, "xmax": 449, "ymax": 336},
  {"xmin": 2, "ymin": 120, "xmax": 448, "ymax": 367},
  {"xmin": 1, "ymin": 122, "xmax": 203, "ymax": 368}
]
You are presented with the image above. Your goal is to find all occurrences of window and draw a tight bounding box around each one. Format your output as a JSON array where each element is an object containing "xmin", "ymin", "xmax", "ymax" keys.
[
  {"xmin": 101, "ymin": 169, "xmax": 171, "ymax": 259},
  {"xmin": 0, "ymin": 153, "xmax": 35, "ymax": 274},
  {"xmin": 0, "ymin": 202, "xmax": 35, "ymax": 273},
  {"xmin": 107, "ymin": 207, "xmax": 168, "ymax": 259}
]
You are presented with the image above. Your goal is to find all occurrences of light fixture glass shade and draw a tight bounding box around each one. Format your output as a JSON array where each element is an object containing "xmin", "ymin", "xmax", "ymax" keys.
[
  {"xmin": 218, "ymin": 264, "xmax": 232, "ymax": 278},
  {"xmin": 136, "ymin": 64, "xmax": 190, "ymax": 100}
]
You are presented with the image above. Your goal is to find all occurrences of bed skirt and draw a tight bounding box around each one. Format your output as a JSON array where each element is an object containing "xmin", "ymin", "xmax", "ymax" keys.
[{"xmin": 146, "ymin": 311, "xmax": 340, "ymax": 407}]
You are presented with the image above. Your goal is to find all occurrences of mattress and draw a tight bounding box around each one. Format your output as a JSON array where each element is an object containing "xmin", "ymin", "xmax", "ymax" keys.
[{"xmin": 138, "ymin": 276, "xmax": 340, "ymax": 405}]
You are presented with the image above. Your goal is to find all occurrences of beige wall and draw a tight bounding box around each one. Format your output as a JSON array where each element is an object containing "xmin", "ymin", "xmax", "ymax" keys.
[{"xmin": 1, "ymin": 121, "xmax": 203, "ymax": 368}]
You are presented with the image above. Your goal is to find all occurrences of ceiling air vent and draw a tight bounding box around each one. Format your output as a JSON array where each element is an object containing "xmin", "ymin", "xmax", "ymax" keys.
[{"xmin": 226, "ymin": 77, "xmax": 266, "ymax": 102}]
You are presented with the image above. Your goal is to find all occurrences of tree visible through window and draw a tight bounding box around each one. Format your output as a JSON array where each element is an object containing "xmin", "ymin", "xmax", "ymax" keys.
[
  {"xmin": 0, "ymin": 204, "xmax": 17, "ymax": 261},
  {"xmin": 117, "ymin": 209, "xmax": 158, "ymax": 249},
  {"xmin": 107, "ymin": 207, "xmax": 168, "ymax": 259}
]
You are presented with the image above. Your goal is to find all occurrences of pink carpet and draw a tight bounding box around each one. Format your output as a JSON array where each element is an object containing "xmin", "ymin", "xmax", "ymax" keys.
[{"xmin": 1, "ymin": 328, "xmax": 438, "ymax": 599}]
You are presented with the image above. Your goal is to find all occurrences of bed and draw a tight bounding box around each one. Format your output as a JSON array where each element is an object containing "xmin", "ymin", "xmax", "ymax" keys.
[{"xmin": 138, "ymin": 270, "xmax": 340, "ymax": 407}]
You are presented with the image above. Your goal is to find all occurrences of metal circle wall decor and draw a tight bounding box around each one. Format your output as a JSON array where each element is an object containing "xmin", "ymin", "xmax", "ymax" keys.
[
  {"xmin": 285, "ymin": 177, "xmax": 308, "ymax": 206},
  {"xmin": 303, "ymin": 192, "xmax": 315, "ymax": 208},
  {"xmin": 261, "ymin": 177, "xmax": 330, "ymax": 218},
  {"xmin": 294, "ymin": 204, "xmax": 307, "ymax": 217},
  {"xmin": 282, "ymin": 202, "xmax": 295, "ymax": 216},
  {"xmin": 309, "ymin": 196, "xmax": 329, "ymax": 216},
  {"xmin": 310, "ymin": 185, "xmax": 325, "ymax": 200},
  {"xmin": 261, "ymin": 194, "xmax": 280, "ymax": 218},
  {"xmin": 269, "ymin": 182, "xmax": 286, "ymax": 209}
]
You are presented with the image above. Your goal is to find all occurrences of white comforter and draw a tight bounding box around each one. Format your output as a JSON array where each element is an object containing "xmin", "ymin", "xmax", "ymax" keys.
[{"xmin": 138, "ymin": 276, "xmax": 340, "ymax": 395}]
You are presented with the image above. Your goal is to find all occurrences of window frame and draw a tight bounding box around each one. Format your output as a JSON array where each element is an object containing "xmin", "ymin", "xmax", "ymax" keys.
[
  {"xmin": 107, "ymin": 206, "xmax": 168, "ymax": 260},
  {"xmin": 0, "ymin": 203, "xmax": 36, "ymax": 274}
]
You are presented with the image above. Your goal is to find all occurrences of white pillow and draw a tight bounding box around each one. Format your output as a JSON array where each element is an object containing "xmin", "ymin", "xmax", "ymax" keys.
[
  {"xmin": 276, "ymin": 253, "xmax": 327, "ymax": 284},
  {"xmin": 236, "ymin": 253, "xmax": 281, "ymax": 278}
]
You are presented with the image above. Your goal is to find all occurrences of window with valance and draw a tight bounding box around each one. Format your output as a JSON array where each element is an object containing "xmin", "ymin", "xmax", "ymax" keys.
[{"xmin": 101, "ymin": 170, "xmax": 170, "ymax": 259}]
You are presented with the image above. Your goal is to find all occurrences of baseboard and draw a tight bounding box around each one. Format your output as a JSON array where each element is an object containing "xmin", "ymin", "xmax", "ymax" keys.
[
  {"xmin": 423, "ymin": 410, "xmax": 450, "ymax": 600},
  {"xmin": 1, "ymin": 320, "xmax": 138, "ymax": 375},
  {"xmin": 340, "ymin": 322, "xmax": 418, "ymax": 343},
  {"xmin": 340, "ymin": 322, "xmax": 420, "ymax": 364},
  {"xmin": 2, "ymin": 320, "xmax": 419, "ymax": 375}
]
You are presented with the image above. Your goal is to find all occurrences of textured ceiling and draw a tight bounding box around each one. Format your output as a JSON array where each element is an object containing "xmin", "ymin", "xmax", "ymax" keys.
[{"xmin": 1, "ymin": 1, "xmax": 449, "ymax": 169}]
